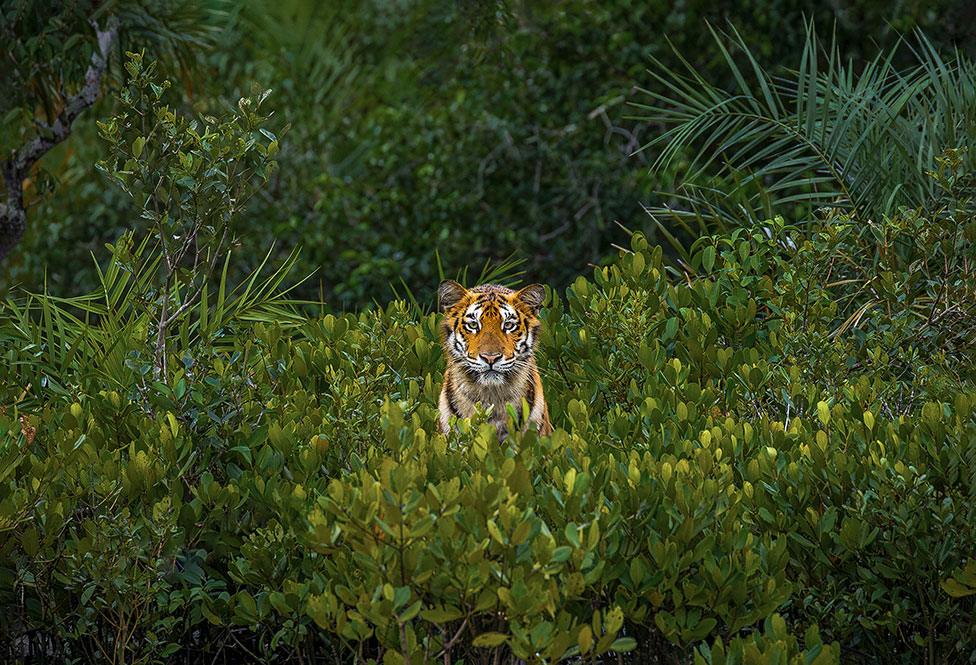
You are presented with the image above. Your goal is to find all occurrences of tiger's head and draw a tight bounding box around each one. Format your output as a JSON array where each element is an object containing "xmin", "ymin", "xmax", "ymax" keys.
[{"xmin": 438, "ymin": 280, "xmax": 546, "ymax": 386}]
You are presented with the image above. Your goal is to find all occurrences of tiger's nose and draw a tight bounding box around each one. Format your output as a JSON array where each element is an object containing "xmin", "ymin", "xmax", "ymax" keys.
[{"xmin": 480, "ymin": 353, "xmax": 502, "ymax": 366}]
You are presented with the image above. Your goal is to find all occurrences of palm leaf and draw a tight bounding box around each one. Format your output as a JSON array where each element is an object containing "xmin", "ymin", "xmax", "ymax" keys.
[{"xmin": 632, "ymin": 23, "xmax": 976, "ymax": 239}]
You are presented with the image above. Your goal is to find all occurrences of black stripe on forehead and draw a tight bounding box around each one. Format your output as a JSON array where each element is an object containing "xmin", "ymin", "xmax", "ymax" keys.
[
  {"xmin": 460, "ymin": 300, "xmax": 482, "ymax": 322},
  {"xmin": 473, "ymin": 297, "xmax": 503, "ymax": 319},
  {"xmin": 466, "ymin": 288, "xmax": 526, "ymax": 325},
  {"xmin": 499, "ymin": 303, "xmax": 518, "ymax": 320}
]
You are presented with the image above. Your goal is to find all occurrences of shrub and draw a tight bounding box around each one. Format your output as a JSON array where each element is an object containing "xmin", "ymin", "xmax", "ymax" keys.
[{"xmin": 2, "ymin": 192, "xmax": 974, "ymax": 661}]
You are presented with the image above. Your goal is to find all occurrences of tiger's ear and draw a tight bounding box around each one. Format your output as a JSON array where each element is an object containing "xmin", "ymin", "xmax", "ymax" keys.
[
  {"xmin": 516, "ymin": 283, "xmax": 546, "ymax": 314},
  {"xmin": 438, "ymin": 280, "xmax": 468, "ymax": 312}
]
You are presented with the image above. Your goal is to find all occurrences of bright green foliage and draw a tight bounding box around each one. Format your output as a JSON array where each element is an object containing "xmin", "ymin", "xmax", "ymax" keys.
[
  {"xmin": 695, "ymin": 616, "xmax": 839, "ymax": 665},
  {"xmin": 2, "ymin": 194, "xmax": 974, "ymax": 661}
]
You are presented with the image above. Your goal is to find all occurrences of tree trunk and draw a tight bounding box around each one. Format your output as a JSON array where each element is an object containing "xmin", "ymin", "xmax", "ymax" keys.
[
  {"xmin": 0, "ymin": 17, "xmax": 118, "ymax": 263},
  {"xmin": 0, "ymin": 168, "xmax": 27, "ymax": 261}
]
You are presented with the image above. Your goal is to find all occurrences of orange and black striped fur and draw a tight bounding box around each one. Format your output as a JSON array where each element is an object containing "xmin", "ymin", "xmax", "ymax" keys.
[{"xmin": 437, "ymin": 280, "xmax": 552, "ymax": 439}]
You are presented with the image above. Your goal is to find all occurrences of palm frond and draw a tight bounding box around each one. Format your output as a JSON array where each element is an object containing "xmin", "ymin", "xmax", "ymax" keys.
[
  {"xmin": 0, "ymin": 237, "xmax": 308, "ymax": 406},
  {"xmin": 633, "ymin": 23, "xmax": 976, "ymax": 236},
  {"xmin": 391, "ymin": 251, "xmax": 527, "ymax": 318}
]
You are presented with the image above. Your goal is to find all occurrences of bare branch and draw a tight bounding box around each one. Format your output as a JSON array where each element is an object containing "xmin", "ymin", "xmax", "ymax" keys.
[{"xmin": 0, "ymin": 16, "xmax": 119, "ymax": 261}]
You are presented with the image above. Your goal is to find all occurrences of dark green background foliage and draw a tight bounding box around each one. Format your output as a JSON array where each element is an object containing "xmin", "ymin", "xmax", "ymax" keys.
[{"xmin": 2, "ymin": 0, "xmax": 975, "ymax": 306}]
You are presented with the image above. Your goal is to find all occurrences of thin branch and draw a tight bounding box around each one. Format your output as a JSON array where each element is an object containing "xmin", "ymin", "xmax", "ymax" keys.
[{"xmin": 162, "ymin": 226, "xmax": 228, "ymax": 327}]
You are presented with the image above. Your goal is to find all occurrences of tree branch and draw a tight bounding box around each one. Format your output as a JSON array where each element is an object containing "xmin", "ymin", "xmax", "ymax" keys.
[{"xmin": 0, "ymin": 16, "xmax": 119, "ymax": 261}]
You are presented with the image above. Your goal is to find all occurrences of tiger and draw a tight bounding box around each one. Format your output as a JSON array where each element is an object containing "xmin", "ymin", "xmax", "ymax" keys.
[{"xmin": 437, "ymin": 280, "xmax": 552, "ymax": 439}]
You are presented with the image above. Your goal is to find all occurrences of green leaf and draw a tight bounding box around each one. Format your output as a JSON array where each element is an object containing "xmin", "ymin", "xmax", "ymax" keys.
[
  {"xmin": 610, "ymin": 637, "xmax": 637, "ymax": 653},
  {"xmin": 487, "ymin": 518, "xmax": 507, "ymax": 545},
  {"xmin": 399, "ymin": 599, "xmax": 422, "ymax": 622},
  {"xmin": 702, "ymin": 245, "xmax": 716, "ymax": 273},
  {"xmin": 565, "ymin": 522, "xmax": 580, "ymax": 548},
  {"xmin": 551, "ymin": 546, "xmax": 572, "ymax": 563},
  {"xmin": 420, "ymin": 607, "xmax": 463, "ymax": 623},
  {"xmin": 472, "ymin": 632, "xmax": 509, "ymax": 648},
  {"xmin": 816, "ymin": 401, "xmax": 831, "ymax": 426},
  {"xmin": 942, "ymin": 578, "xmax": 976, "ymax": 598}
]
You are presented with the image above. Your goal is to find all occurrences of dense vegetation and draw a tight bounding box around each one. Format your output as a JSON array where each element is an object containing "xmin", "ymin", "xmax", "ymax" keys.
[
  {"xmin": 3, "ymin": 0, "xmax": 975, "ymax": 306},
  {"xmin": 3, "ymin": 199, "xmax": 974, "ymax": 662},
  {"xmin": 3, "ymin": 1, "xmax": 976, "ymax": 663}
]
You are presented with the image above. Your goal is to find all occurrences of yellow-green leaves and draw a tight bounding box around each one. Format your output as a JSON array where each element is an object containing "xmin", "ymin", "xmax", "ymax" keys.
[
  {"xmin": 942, "ymin": 561, "xmax": 976, "ymax": 598},
  {"xmin": 4, "ymin": 220, "xmax": 975, "ymax": 664},
  {"xmin": 817, "ymin": 401, "xmax": 831, "ymax": 426},
  {"xmin": 487, "ymin": 518, "xmax": 506, "ymax": 546},
  {"xmin": 472, "ymin": 632, "xmax": 508, "ymax": 648},
  {"xmin": 578, "ymin": 624, "xmax": 594, "ymax": 653},
  {"xmin": 563, "ymin": 466, "xmax": 577, "ymax": 494}
]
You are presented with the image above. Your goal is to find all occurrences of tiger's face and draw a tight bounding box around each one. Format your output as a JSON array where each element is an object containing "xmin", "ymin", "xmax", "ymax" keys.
[{"xmin": 438, "ymin": 280, "xmax": 546, "ymax": 386}]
